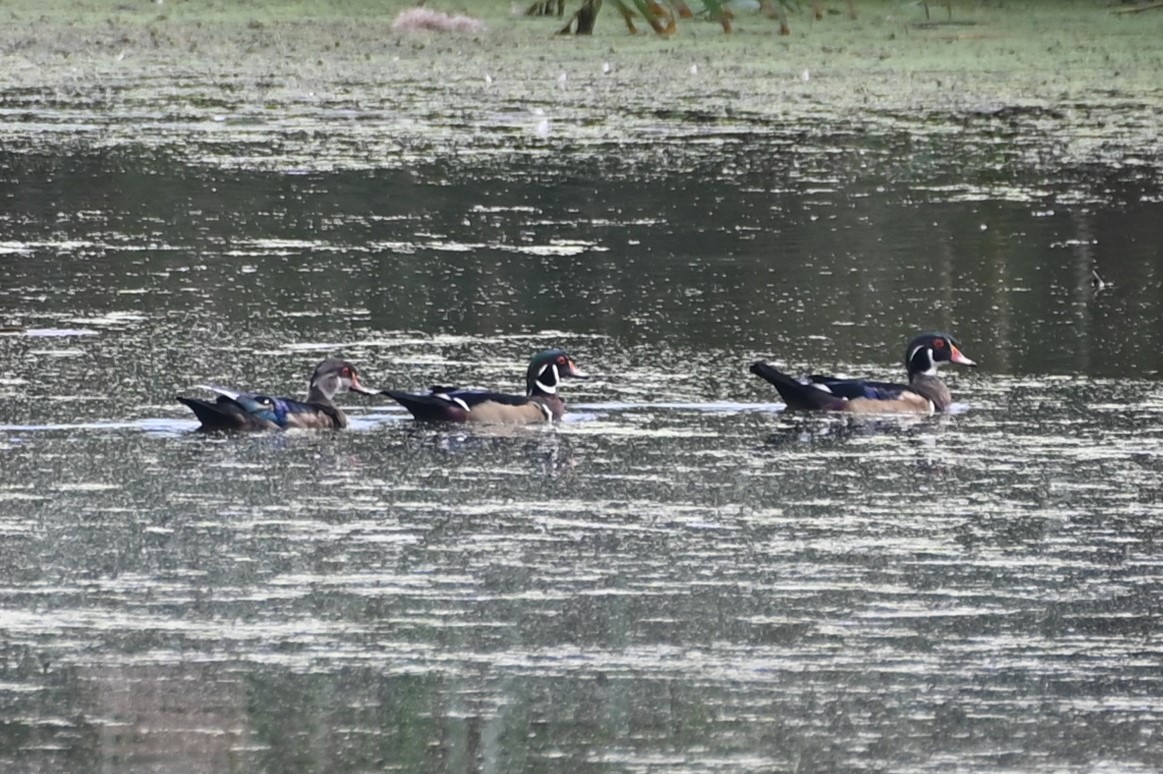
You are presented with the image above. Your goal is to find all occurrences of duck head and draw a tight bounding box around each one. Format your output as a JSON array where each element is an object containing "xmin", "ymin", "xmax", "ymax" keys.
[
  {"xmin": 525, "ymin": 349, "xmax": 588, "ymax": 397},
  {"xmin": 905, "ymin": 333, "xmax": 976, "ymax": 379},
  {"xmin": 308, "ymin": 358, "xmax": 378, "ymax": 402}
]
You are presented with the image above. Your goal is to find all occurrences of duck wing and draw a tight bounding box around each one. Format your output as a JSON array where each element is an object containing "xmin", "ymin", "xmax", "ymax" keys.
[
  {"xmin": 807, "ymin": 375, "xmax": 910, "ymax": 401},
  {"xmin": 385, "ymin": 387, "xmax": 549, "ymax": 423}
]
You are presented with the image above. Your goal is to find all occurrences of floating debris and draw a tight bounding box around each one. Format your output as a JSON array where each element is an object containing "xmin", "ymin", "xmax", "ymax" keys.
[
  {"xmin": 1091, "ymin": 269, "xmax": 1109, "ymax": 293},
  {"xmin": 391, "ymin": 8, "xmax": 486, "ymax": 34}
]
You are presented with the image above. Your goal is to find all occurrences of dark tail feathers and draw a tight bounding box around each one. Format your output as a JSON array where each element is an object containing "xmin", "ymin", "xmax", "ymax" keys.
[
  {"xmin": 383, "ymin": 390, "xmax": 467, "ymax": 422},
  {"xmin": 176, "ymin": 396, "xmax": 249, "ymax": 430},
  {"xmin": 749, "ymin": 361, "xmax": 845, "ymax": 412}
]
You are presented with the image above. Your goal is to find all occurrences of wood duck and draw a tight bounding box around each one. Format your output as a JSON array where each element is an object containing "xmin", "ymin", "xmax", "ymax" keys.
[
  {"xmin": 750, "ymin": 332, "xmax": 976, "ymax": 414},
  {"xmin": 384, "ymin": 349, "xmax": 588, "ymax": 424},
  {"xmin": 177, "ymin": 358, "xmax": 378, "ymax": 431}
]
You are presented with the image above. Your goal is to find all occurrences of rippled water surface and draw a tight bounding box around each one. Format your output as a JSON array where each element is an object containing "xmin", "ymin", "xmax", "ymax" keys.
[{"xmin": 3, "ymin": 5, "xmax": 1163, "ymax": 771}]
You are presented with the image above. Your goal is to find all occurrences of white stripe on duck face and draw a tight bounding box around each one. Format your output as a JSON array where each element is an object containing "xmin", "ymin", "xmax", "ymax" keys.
[
  {"xmin": 535, "ymin": 363, "xmax": 559, "ymax": 395},
  {"xmin": 909, "ymin": 345, "xmax": 937, "ymax": 377}
]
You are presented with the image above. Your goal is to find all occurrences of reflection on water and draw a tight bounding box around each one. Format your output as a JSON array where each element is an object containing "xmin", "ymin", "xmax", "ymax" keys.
[
  {"xmin": 2, "ymin": 86, "xmax": 1163, "ymax": 773},
  {"xmin": 2, "ymin": 387, "xmax": 1163, "ymax": 772},
  {"xmin": 1, "ymin": 144, "xmax": 1161, "ymax": 399}
]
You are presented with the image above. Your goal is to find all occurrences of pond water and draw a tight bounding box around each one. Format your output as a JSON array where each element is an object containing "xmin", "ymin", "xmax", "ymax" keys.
[{"xmin": 2, "ymin": 11, "xmax": 1163, "ymax": 772}]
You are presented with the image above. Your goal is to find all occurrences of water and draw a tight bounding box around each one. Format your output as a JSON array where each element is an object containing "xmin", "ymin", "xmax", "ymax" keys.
[{"xmin": 3, "ymin": 23, "xmax": 1163, "ymax": 773}]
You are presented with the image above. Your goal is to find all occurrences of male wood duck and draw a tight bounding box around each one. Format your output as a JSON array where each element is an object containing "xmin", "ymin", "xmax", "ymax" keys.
[
  {"xmin": 750, "ymin": 332, "xmax": 976, "ymax": 414},
  {"xmin": 384, "ymin": 349, "xmax": 588, "ymax": 424},
  {"xmin": 177, "ymin": 358, "xmax": 377, "ymax": 431}
]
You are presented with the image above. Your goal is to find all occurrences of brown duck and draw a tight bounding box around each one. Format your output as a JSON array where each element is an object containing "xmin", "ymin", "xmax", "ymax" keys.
[{"xmin": 177, "ymin": 358, "xmax": 378, "ymax": 430}]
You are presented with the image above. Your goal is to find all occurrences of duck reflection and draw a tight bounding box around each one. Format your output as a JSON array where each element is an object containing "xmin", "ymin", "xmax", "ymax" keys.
[
  {"xmin": 399, "ymin": 423, "xmax": 580, "ymax": 477},
  {"xmin": 761, "ymin": 412, "xmax": 955, "ymax": 449}
]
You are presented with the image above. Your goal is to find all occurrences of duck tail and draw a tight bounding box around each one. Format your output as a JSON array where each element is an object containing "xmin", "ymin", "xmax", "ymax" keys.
[
  {"xmin": 383, "ymin": 390, "xmax": 469, "ymax": 423},
  {"xmin": 749, "ymin": 361, "xmax": 845, "ymax": 411},
  {"xmin": 176, "ymin": 396, "xmax": 250, "ymax": 430}
]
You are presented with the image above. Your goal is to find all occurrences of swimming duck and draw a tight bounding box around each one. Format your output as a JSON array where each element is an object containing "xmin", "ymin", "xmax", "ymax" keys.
[
  {"xmin": 384, "ymin": 349, "xmax": 588, "ymax": 424},
  {"xmin": 177, "ymin": 358, "xmax": 377, "ymax": 431},
  {"xmin": 750, "ymin": 332, "xmax": 976, "ymax": 414}
]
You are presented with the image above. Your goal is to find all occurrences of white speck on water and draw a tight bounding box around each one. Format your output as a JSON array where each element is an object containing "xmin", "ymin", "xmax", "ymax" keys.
[
  {"xmin": 802, "ymin": 69, "xmax": 810, "ymax": 82},
  {"xmin": 690, "ymin": 63, "xmax": 699, "ymax": 76},
  {"xmin": 23, "ymin": 328, "xmax": 96, "ymax": 338}
]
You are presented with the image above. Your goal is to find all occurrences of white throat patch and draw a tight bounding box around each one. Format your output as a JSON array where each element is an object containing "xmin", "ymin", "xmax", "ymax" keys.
[{"xmin": 313, "ymin": 373, "xmax": 341, "ymax": 399}]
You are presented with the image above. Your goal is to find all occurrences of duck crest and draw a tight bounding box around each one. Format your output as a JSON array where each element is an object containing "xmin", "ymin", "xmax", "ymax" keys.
[{"xmin": 526, "ymin": 348, "xmax": 588, "ymax": 397}]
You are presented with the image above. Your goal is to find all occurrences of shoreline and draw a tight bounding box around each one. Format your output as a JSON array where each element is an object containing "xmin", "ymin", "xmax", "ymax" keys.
[{"xmin": 0, "ymin": 1, "xmax": 1159, "ymax": 182}]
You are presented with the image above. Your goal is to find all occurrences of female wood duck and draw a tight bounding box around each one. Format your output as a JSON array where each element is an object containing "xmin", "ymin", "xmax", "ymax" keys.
[
  {"xmin": 177, "ymin": 358, "xmax": 378, "ymax": 431},
  {"xmin": 750, "ymin": 332, "xmax": 976, "ymax": 414},
  {"xmin": 384, "ymin": 349, "xmax": 588, "ymax": 424}
]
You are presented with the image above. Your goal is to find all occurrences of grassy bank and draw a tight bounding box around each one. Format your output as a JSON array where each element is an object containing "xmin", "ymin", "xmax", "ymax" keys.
[
  {"xmin": 0, "ymin": 0, "xmax": 1159, "ymax": 175},
  {"xmin": 3, "ymin": 0, "xmax": 1162, "ymax": 85}
]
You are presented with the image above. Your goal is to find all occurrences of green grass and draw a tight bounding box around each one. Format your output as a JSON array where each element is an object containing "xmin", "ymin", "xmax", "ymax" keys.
[{"xmin": 1, "ymin": 0, "xmax": 1160, "ymax": 121}]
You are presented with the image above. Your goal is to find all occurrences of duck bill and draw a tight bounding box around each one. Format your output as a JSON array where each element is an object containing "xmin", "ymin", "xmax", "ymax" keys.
[
  {"xmin": 564, "ymin": 360, "xmax": 589, "ymax": 379},
  {"xmin": 949, "ymin": 346, "xmax": 976, "ymax": 367},
  {"xmin": 348, "ymin": 375, "xmax": 380, "ymax": 395}
]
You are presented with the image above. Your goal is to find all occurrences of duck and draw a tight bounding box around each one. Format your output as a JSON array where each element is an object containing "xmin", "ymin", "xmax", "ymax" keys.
[
  {"xmin": 750, "ymin": 332, "xmax": 976, "ymax": 414},
  {"xmin": 177, "ymin": 358, "xmax": 377, "ymax": 431},
  {"xmin": 384, "ymin": 349, "xmax": 588, "ymax": 424}
]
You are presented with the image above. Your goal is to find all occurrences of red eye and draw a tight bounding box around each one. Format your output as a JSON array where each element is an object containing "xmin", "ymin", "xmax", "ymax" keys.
[
  {"xmin": 932, "ymin": 339, "xmax": 945, "ymax": 349},
  {"xmin": 342, "ymin": 367, "xmax": 352, "ymax": 376},
  {"xmin": 557, "ymin": 357, "xmax": 566, "ymax": 365}
]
